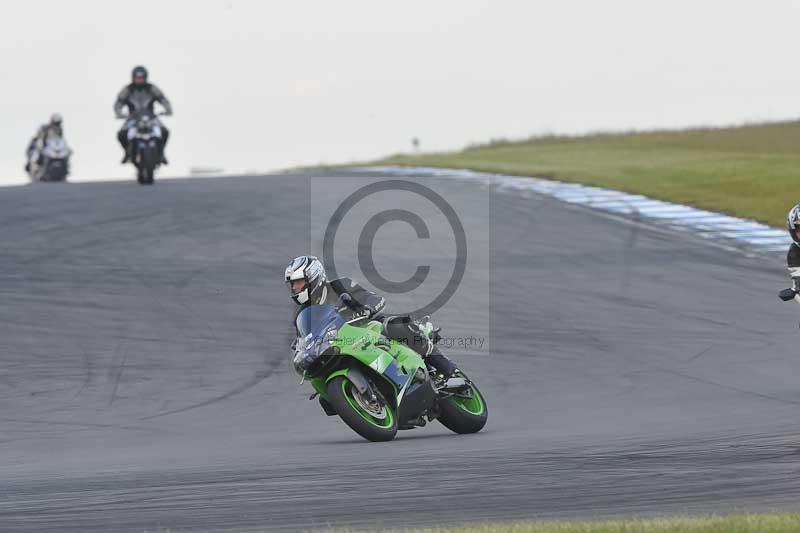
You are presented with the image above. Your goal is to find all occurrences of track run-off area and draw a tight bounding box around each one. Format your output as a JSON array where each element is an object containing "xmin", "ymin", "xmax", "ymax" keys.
[{"xmin": 1, "ymin": 169, "xmax": 799, "ymax": 532}]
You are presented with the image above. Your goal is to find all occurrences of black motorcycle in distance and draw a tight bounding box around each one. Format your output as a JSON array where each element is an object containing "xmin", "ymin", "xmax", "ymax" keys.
[{"xmin": 120, "ymin": 112, "xmax": 167, "ymax": 185}]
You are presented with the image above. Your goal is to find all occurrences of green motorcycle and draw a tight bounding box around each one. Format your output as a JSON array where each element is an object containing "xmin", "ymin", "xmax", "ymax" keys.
[{"xmin": 293, "ymin": 303, "xmax": 488, "ymax": 442}]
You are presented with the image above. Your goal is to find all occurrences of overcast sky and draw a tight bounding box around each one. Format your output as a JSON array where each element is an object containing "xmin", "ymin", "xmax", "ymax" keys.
[{"xmin": 2, "ymin": 0, "xmax": 799, "ymax": 185}]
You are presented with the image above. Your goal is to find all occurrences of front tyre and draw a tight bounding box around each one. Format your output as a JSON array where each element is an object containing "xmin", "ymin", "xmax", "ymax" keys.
[
  {"xmin": 136, "ymin": 144, "xmax": 158, "ymax": 185},
  {"xmin": 327, "ymin": 376, "xmax": 397, "ymax": 442},
  {"xmin": 137, "ymin": 162, "xmax": 154, "ymax": 185},
  {"xmin": 43, "ymin": 161, "xmax": 67, "ymax": 182},
  {"xmin": 142, "ymin": 145, "xmax": 158, "ymax": 184},
  {"xmin": 437, "ymin": 378, "xmax": 488, "ymax": 434}
]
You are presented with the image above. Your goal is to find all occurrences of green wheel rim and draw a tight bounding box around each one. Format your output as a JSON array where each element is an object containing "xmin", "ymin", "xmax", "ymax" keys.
[
  {"xmin": 450, "ymin": 384, "xmax": 485, "ymax": 415},
  {"xmin": 342, "ymin": 380, "xmax": 395, "ymax": 429}
]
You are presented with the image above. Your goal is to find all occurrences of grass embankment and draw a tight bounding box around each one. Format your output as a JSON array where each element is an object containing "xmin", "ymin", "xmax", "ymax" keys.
[
  {"xmin": 378, "ymin": 121, "xmax": 800, "ymax": 227},
  {"xmin": 384, "ymin": 513, "xmax": 800, "ymax": 533}
]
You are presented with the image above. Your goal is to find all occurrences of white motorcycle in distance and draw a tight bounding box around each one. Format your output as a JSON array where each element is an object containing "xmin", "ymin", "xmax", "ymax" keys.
[
  {"xmin": 28, "ymin": 133, "xmax": 72, "ymax": 182},
  {"xmin": 120, "ymin": 111, "xmax": 167, "ymax": 185}
]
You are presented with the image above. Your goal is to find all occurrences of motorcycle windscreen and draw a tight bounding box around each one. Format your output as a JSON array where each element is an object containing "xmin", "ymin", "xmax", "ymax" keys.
[{"xmin": 295, "ymin": 304, "xmax": 345, "ymax": 340}]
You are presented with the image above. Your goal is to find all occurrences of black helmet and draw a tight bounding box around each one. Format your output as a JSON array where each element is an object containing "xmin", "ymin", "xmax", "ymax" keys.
[
  {"xmin": 788, "ymin": 204, "xmax": 800, "ymax": 245},
  {"xmin": 49, "ymin": 113, "xmax": 62, "ymax": 125},
  {"xmin": 285, "ymin": 255, "xmax": 327, "ymax": 305},
  {"xmin": 131, "ymin": 65, "xmax": 148, "ymax": 84}
]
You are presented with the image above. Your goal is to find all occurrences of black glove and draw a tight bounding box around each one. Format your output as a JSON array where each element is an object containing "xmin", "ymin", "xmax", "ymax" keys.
[
  {"xmin": 779, "ymin": 288, "xmax": 796, "ymax": 302},
  {"xmin": 343, "ymin": 295, "xmax": 374, "ymax": 317},
  {"xmin": 356, "ymin": 303, "xmax": 376, "ymax": 318}
]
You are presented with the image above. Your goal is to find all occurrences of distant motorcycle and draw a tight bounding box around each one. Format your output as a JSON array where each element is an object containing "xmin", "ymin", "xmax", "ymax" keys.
[
  {"xmin": 121, "ymin": 112, "xmax": 167, "ymax": 185},
  {"xmin": 28, "ymin": 134, "xmax": 71, "ymax": 182}
]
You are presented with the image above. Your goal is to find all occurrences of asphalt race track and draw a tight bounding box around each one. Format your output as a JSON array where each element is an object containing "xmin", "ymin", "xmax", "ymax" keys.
[{"xmin": 2, "ymin": 169, "xmax": 800, "ymax": 532}]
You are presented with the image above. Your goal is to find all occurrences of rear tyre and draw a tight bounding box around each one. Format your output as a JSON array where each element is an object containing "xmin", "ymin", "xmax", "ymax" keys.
[
  {"xmin": 327, "ymin": 376, "xmax": 397, "ymax": 442},
  {"xmin": 437, "ymin": 378, "xmax": 488, "ymax": 434}
]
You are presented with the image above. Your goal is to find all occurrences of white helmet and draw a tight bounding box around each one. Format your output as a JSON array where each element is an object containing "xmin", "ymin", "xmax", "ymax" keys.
[
  {"xmin": 788, "ymin": 204, "xmax": 800, "ymax": 245},
  {"xmin": 285, "ymin": 255, "xmax": 327, "ymax": 305}
]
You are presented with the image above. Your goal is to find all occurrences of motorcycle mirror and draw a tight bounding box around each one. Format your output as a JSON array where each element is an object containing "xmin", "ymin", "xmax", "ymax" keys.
[{"xmin": 779, "ymin": 288, "xmax": 796, "ymax": 302}]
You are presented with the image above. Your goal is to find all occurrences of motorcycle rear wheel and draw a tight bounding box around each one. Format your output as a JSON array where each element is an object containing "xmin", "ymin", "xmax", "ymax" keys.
[{"xmin": 437, "ymin": 377, "xmax": 488, "ymax": 434}]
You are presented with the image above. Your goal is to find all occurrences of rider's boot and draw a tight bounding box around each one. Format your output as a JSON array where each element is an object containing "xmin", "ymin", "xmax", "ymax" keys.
[
  {"xmin": 121, "ymin": 138, "xmax": 134, "ymax": 164},
  {"xmin": 427, "ymin": 348, "xmax": 457, "ymax": 378},
  {"xmin": 159, "ymin": 136, "xmax": 169, "ymax": 165},
  {"xmin": 416, "ymin": 316, "xmax": 458, "ymax": 381},
  {"xmin": 26, "ymin": 149, "xmax": 39, "ymax": 173},
  {"xmin": 384, "ymin": 314, "xmax": 462, "ymax": 385}
]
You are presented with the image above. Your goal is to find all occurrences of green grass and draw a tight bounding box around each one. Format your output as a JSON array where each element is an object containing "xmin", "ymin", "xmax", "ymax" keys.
[
  {"xmin": 375, "ymin": 513, "xmax": 800, "ymax": 533},
  {"xmin": 376, "ymin": 121, "xmax": 800, "ymax": 227}
]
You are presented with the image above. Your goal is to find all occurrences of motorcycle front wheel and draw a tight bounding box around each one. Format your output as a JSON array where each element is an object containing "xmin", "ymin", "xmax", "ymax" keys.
[
  {"xmin": 136, "ymin": 145, "xmax": 157, "ymax": 185},
  {"xmin": 46, "ymin": 163, "xmax": 67, "ymax": 182},
  {"xmin": 327, "ymin": 376, "xmax": 397, "ymax": 442}
]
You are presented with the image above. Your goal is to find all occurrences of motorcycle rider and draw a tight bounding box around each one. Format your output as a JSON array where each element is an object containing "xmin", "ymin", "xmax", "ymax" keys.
[
  {"xmin": 114, "ymin": 65, "xmax": 172, "ymax": 165},
  {"xmin": 25, "ymin": 114, "xmax": 64, "ymax": 173},
  {"xmin": 286, "ymin": 255, "xmax": 459, "ymax": 382},
  {"xmin": 780, "ymin": 204, "xmax": 800, "ymax": 303}
]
